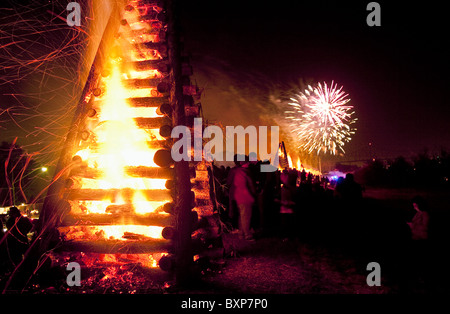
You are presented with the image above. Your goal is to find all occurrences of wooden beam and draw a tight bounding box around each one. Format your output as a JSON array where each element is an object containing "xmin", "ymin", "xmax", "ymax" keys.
[
  {"xmin": 134, "ymin": 116, "xmax": 172, "ymax": 128},
  {"xmin": 65, "ymin": 189, "xmax": 173, "ymax": 202},
  {"xmin": 125, "ymin": 96, "xmax": 169, "ymax": 107},
  {"xmin": 60, "ymin": 239, "xmax": 172, "ymax": 254},
  {"xmin": 61, "ymin": 212, "xmax": 174, "ymax": 227}
]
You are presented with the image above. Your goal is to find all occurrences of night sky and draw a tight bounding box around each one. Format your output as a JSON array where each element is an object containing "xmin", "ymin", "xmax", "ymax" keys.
[
  {"xmin": 1, "ymin": 0, "xmax": 450, "ymax": 164},
  {"xmin": 178, "ymin": 0, "xmax": 450, "ymax": 160}
]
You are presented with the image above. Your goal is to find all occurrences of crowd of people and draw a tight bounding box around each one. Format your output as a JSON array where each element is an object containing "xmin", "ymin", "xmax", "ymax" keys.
[
  {"xmin": 208, "ymin": 154, "xmax": 440, "ymax": 291},
  {"xmin": 209, "ymin": 154, "xmax": 431, "ymax": 246},
  {"xmin": 208, "ymin": 154, "xmax": 365, "ymax": 242}
]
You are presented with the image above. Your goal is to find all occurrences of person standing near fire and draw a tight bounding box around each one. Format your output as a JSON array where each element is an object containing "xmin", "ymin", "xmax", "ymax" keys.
[{"xmin": 228, "ymin": 155, "xmax": 256, "ymax": 241}]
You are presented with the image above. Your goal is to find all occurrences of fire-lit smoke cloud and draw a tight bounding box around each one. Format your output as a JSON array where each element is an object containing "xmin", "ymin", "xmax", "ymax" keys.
[
  {"xmin": 190, "ymin": 55, "xmax": 316, "ymax": 167},
  {"xmin": 190, "ymin": 56, "xmax": 298, "ymax": 159}
]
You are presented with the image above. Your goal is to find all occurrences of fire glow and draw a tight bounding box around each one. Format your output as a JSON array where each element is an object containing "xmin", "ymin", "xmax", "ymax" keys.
[{"xmin": 60, "ymin": 1, "xmax": 174, "ymax": 263}]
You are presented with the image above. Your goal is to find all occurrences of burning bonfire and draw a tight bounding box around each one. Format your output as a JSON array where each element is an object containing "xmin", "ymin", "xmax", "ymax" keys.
[{"xmin": 32, "ymin": 0, "xmax": 211, "ymax": 286}]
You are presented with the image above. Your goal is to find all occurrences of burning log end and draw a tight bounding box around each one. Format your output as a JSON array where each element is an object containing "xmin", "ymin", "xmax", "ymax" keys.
[
  {"xmin": 157, "ymin": 82, "xmax": 171, "ymax": 94},
  {"xmin": 162, "ymin": 226, "xmax": 175, "ymax": 240},
  {"xmin": 162, "ymin": 202, "xmax": 174, "ymax": 214},
  {"xmin": 72, "ymin": 155, "xmax": 83, "ymax": 164},
  {"xmin": 80, "ymin": 130, "xmax": 90, "ymax": 141},
  {"xmin": 153, "ymin": 149, "xmax": 174, "ymax": 168},
  {"xmin": 92, "ymin": 88, "xmax": 102, "ymax": 97},
  {"xmin": 156, "ymin": 103, "xmax": 172, "ymax": 116},
  {"xmin": 101, "ymin": 68, "xmax": 110, "ymax": 77},
  {"xmin": 159, "ymin": 125, "xmax": 172, "ymax": 138},
  {"xmin": 159, "ymin": 255, "xmax": 175, "ymax": 272},
  {"xmin": 165, "ymin": 179, "xmax": 174, "ymax": 189},
  {"xmin": 86, "ymin": 108, "xmax": 97, "ymax": 118}
]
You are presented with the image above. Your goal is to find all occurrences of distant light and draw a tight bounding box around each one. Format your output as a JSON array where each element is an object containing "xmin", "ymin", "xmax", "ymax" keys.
[{"xmin": 41, "ymin": 167, "xmax": 48, "ymax": 172}]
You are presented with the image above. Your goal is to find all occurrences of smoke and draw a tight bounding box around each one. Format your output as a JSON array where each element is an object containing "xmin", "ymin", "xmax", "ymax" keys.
[{"xmin": 191, "ymin": 55, "xmax": 319, "ymax": 167}]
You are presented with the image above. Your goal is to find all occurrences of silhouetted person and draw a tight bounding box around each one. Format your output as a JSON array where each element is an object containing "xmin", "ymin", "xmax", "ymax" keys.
[
  {"xmin": 407, "ymin": 196, "xmax": 430, "ymax": 241},
  {"xmin": 333, "ymin": 177, "xmax": 345, "ymax": 199},
  {"xmin": 400, "ymin": 196, "xmax": 432, "ymax": 292},
  {"xmin": 229, "ymin": 156, "xmax": 256, "ymax": 241},
  {"xmin": 341, "ymin": 173, "xmax": 363, "ymax": 200},
  {"xmin": 276, "ymin": 170, "xmax": 296, "ymax": 240},
  {"xmin": 300, "ymin": 169, "xmax": 307, "ymax": 182},
  {"xmin": 5, "ymin": 206, "xmax": 33, "ymax": 266}
]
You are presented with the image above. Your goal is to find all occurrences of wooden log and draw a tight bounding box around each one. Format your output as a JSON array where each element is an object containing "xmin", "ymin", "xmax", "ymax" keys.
[
  {"xmin": 167, "ymin": 0, "xmax": 195, "ymax": 286},
  {"xmin": 157, "ymin": 81, "xmax": 171, "ymax": 93},
  {"xmin": 75, "ymin": 138, "xmax": 170, "ymax": 152},
  {"xmin": 66, "ymin": 189, "xmax": 173, "ymax": 202},
  {"xmin": 125, "ymin": 166, "xmax": 174, "ymax": 179},
  {"xmin": 147, "ymin": 139, "xmax": 171, "ymax": 149},
  {"xmin": 153, "ymin": 149, "xmax": 174, "ymax": 168},
  {"xmin": 126, "ymin": 96, "xmax": 169, "ymax": 107},
  {"xmin": 123, "ymin": 78, "xmax": 163, "ymax": 89},
  {"xmin": 60, "ymin": 212, "xmax": 174, "ymax": 227},
  {"xmin": 159, "ymin": 124, "xmax": 172, "ymax": 138},
  {"xmin": 134, "ymin": 116, "xmax": 172, "ymax": 128},
  {"xmin": 162, "ymin": 226, "xmax": 175, "ymax": 240},
  {"xmin": 126, "ymin": 59, "xmax": 170, "ymax": 72},
  {"xmin": 60, "ymin": 239, "xmax": 172, "ymax": 254},
  {"xmin": 69, "ymin": 166, "xmax": 175, "ymax": 180},
  {"xmin": 136, "ymin": 42, "xmax": 168, "ymax": 55},
  {"xmin": 156, "ymin": 103, "xmax": 172, "ymax": 116},
  {"xmin": 158, "ymin": 254, "xmax": 175, "ymax": 271}
]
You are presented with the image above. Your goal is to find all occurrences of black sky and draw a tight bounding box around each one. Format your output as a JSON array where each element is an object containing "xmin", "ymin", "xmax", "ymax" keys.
[
  {"xmin": 1, "ymin": 0, "xmax": 449, "ymax": 163},
  {"xmin": 178, "ymin": 0, "xmax": 450, "ymax": 159}
]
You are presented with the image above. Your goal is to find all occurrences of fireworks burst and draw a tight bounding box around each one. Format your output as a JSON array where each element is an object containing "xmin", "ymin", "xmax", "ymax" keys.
[{"xmin": 286, "ymin": 81, "xmax": 357, "ymax": 155}]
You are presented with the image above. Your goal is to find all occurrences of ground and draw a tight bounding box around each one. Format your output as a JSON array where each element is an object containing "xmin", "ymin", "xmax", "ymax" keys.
[
  {"xmin": 195, "ymin": 237, "xmax": 390, "ymax": 294},
  {"xmin": 1, "ymin": 186, "xmax": 449, "ymax": 294}
]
